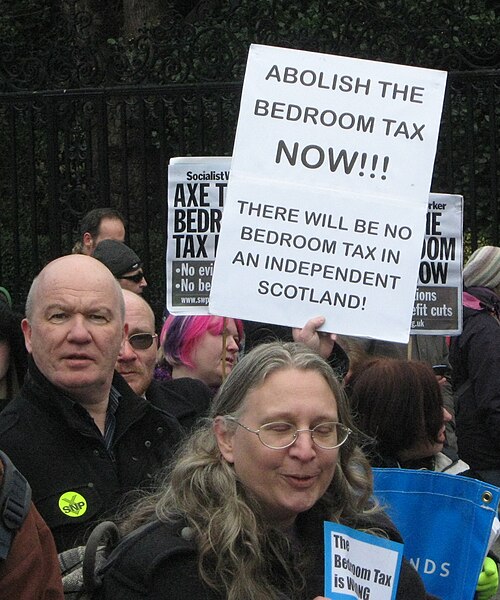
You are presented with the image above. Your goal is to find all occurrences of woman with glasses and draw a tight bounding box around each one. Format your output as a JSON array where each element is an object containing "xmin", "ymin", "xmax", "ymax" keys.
[{"xmin": 99, "ymin": 342, "xmax": 434, "ymax": 600}]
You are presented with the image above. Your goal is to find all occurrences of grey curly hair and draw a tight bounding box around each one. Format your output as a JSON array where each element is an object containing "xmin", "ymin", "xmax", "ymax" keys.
[{"xmin": 120, "ymin": 341, "xmax": 378, "ymax": 600}]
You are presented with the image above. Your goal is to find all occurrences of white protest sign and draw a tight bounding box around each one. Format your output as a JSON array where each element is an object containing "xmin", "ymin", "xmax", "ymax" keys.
[
  {"xmin": 209, "ymin": 44, "xmax": 447, "ymax": 343},
  {"xmin": 166, "ymin": 157, "xmax": 230, "ymax": 314},
  {"xmin": 324, "ymin": 522, "xmax": 403, "ymax": 600},
  {"xmin": 411, "ymin": 193, "xmax": 463, "ymax": 335}
]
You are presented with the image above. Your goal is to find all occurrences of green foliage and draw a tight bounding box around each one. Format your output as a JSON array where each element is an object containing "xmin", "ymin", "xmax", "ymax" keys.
[
  {"xmin": 1, "ymin": 0, "xmax": 498, "ymax": 88},
  {"xmin": 463, "ymin": 231, "xmax": 492, "ymax": 264}
]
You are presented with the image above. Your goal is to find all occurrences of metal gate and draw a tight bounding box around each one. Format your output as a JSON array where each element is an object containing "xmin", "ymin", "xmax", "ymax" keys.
[{"xmin": 0, "ymin": 1, "xmax": 498, "ymax": 316}]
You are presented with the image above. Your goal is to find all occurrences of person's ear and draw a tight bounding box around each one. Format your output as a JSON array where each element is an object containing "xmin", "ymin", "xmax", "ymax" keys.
[
  {"xmin": 21, "ymin": 318, "xmax": 32, "ymax": 353},
  {"xmin": 213, "ymin": 416, "xmax": 235, "ymax": 464},
  {"xmin": 82, "ymin": 232, "xmax": 93, "ymax": 253}
]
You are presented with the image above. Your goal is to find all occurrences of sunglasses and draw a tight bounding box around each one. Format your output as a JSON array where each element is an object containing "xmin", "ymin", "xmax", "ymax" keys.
[
  {"xmin": 119, "ymin": 270, "xmax": 145, "ymax": 283},
  {"xmin": 128, "ymin": 333, "xmax": 158, "ymax": 350}
]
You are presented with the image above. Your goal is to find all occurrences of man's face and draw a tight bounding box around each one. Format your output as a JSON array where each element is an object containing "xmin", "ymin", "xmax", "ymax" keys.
[
  {"xmin": 22, "ymin": 255, "xmax": 126, "ymax": 404},
  {"xmin": 116, "ymin": 291, "xmax": 157, "ymax": 396},
  {"xmin": 118, "ymin": 268, "xmax": 148, "ymax": 295},
  {"xmin": 84, "ymin": 217, "xmax": 125, "ymax": 255}
]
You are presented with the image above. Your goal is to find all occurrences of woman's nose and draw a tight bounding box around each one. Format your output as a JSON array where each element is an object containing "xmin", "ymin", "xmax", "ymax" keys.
[
  {"xmin": 288, "ymin": 429, "xmax": 317, "ymax": 460},
  {"xmin": 226, "ymin": 335, "xmax": 239, "ymax": 351}
]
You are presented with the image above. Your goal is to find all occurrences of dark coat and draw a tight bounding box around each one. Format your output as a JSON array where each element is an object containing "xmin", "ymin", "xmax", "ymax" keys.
[
  {"xmin": 0, "ymin": 359, "xmax": 183, "ymax": 552},
  {"xmin": 146, "ymin": 377, "xmax": 213, "ymax": 431},
  {"xmin": 98, "ymin": 509, "xmax": 437, "ymax": 600},
  {"xmin": 449, "ymin": 287, "xmax": 500, "ymax": 471}
]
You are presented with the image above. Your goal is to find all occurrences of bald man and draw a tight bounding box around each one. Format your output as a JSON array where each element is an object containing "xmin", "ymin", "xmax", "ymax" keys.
[
  {"xmin": 117, "ymin": 290, "xmax": 212, "ymax": 430},
  {"xmin": 0, "ymin": 255, "xmax": 181, "ymax": 552}
]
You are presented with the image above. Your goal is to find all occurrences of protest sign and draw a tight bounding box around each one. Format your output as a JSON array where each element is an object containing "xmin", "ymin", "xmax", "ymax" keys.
[
  {"xmin": 209, "ymin": 44, "xmax": 447, "ymax": 342},
  {"xmin": 373, "ymin": 468, "xmax": 500, "ymax": 600},
  {"xmin": 166, "ymin": 156, "xmax": 231, "ymax": 314},
  {"xmin": 411, "ymin": 193, "xmax": 463, "ymax": 335},
  {"xmin": 324, "ymin": 521, "xmax": 403, "ymax": 600}
]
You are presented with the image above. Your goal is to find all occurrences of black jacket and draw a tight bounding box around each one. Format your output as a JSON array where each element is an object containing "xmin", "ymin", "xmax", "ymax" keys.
[
  {"xmin": 0, "ymin": 359, "xmax": 183, "ymax": 552},
  {"xmin": 146, "ymin": 377, "xmax": 213, "ymax": 431},
  {"xmin": 98, "ymin": 510, "xmax": 437, "ymax": 600},
  {"xmin": 449, "ymin": 286, "xmax": 500, "ymax": 470}
]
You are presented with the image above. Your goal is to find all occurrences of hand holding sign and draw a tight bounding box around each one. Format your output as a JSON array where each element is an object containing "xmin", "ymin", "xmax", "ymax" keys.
[
  {"xmin": 292, "ymin": 315, "xmax": 337, "ymax": 359},
  {"xmin": 209, "ymin": 44, "xmax": 447, "ymax": 343}
]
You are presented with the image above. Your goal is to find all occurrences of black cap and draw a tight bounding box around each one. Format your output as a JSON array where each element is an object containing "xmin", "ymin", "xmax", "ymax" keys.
[{"xmin": 93, "ymin": 240, "xmax": 142, "ymax": 278}]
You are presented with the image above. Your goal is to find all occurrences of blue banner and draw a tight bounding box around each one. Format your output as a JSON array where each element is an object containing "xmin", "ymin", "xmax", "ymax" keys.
[{"xmin": 373, "ymin": 468, "xmax": 500, "ymax": 600}]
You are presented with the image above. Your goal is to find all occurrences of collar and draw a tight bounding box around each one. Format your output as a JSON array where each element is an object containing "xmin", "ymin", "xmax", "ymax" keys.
[
  {"xmin": 108, "ymin": 385, "xmax": 120, "ymax": 416},
  {"xmin": 23, "ymin": 357, "xmax": 141, "ymax": 436}
]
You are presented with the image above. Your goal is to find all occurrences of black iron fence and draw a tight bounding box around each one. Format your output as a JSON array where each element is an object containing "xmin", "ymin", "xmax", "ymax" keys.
[
  {"xmin": 0, "ymin": 82, "xmax": 242, "ymax": 315},
  {"xmin": 0, "ymin": 69, "xmax": 498, "ymax": 317},
  {"xmin": 0, "ymin": 0, "xmax": 498, "ymax": 316}
]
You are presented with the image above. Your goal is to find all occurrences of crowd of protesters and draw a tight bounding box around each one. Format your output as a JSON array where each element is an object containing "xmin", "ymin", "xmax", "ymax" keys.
[{"xmin": 0, "ymin": 207, "xmax": 499, "ymax": 599}]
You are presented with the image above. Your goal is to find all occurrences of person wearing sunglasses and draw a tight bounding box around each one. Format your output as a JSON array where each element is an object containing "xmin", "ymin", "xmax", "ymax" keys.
[
  {"xmin": 117, "ymin": 291, "xmax": 213, "ymax": 430},
  {"xmin": 93, "ymin": 239, "xmax": 147, "ymax": 294},
  {"xmin": 99, "ymin": 342, "xmax": 435, "ymax": 600}
]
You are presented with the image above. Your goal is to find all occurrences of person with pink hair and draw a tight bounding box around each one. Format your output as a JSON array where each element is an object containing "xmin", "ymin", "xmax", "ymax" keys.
[
  {"xmin": 156, "ymin": 314, "xmax": 345, "ymax": 391},
  {"xmin": 156, "ymin": 315, "xmax": 244, "ymax": 389}
]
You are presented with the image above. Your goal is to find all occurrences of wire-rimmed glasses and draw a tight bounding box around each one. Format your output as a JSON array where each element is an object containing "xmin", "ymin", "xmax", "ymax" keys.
[{"xmin": 224, "ymin": 417, "xmax": 351, "ymax": 450}]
